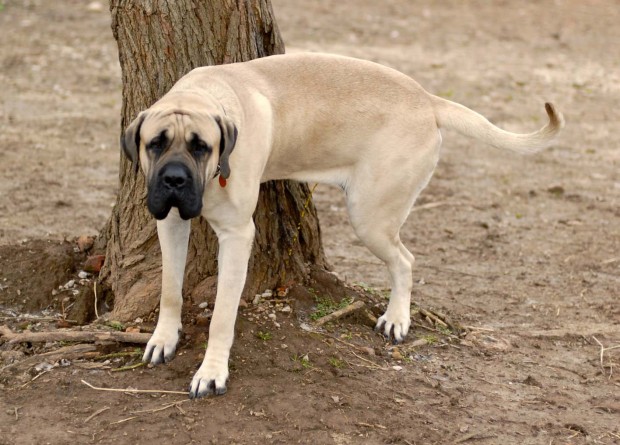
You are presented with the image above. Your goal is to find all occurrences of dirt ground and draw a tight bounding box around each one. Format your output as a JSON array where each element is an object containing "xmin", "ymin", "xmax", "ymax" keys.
[{"xmin": 1, "ymin": 0, "xmax": 619, "ymax": 444}]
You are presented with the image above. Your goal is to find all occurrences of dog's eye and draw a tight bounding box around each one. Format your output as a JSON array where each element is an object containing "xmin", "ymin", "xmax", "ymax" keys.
[
  {"xmin": 191, "ymin": 137, "xmax": 211, "ymax": 155},
  {"xmin": 147, "ymin": 131, "xmax": 167, "ymax": 153}
]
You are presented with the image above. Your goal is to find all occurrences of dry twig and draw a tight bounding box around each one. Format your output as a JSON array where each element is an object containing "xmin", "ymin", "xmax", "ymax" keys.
[
  {"xmin": 313, "ymin": 301, "xmax": 366, "ymax": 327},
  {"xmin": 0, "ymin": 325, "xmax": 150, "ymax": 345},
  {"xmin": 81, "ymin": 379, "xmax": 188, "ymax": 395},
  {"xmin": 84, "ymin": 407, "xmax": 110, "ymax": 424},
  {"xmin": 592, "ymin": 336, "xmax": 620, "ymax": 378}
]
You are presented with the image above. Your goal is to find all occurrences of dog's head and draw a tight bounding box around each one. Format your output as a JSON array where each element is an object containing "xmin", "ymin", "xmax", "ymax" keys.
[{"xmin": 121, "ymin": 94, "xmax": 237, "ymax": 220}]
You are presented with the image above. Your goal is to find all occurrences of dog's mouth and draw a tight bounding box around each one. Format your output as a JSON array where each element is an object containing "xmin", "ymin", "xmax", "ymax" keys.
[{"xmin": 147, "ymin": 163, "xmax": 203, "ymax": 220}]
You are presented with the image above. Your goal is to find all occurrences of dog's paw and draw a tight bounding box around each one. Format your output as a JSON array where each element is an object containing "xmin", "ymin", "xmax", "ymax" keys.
[
  {"xmin": 142, "ymin": 323, "xmax": 180, "ymax": 365},
  {"xmin": 375, "ymin": 310, "xmax": 411, "ymax": 344},
  {"xmin": 188, "ymin": 360, "xmax": 228, "ymax": 399}
]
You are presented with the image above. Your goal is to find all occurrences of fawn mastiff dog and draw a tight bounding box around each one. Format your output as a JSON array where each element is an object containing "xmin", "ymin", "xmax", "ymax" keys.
[{"xmin": 121, "ymin": 53, "xmax": 563, "ymax": 398}]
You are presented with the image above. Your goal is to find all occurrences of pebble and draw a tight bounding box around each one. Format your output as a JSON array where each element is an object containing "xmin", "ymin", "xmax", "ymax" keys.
[
  {"xmin": 261, "ymin": 289, "xmax": 273, "ymax": 298},
  {"xmin": 86, "ymin": 1, "xmax": 103, "ymax": 12},
  {"xmin": 76, "ymin": 235, "xmax": 95, "ymax": 252},
  {"xmin": 281, "ymin": 305, "xmax": 292, "ymax": 313},
  {"xmin": 392, "ymin": 351, "xmax": 404, "ymax": 360},
  {"xmin": 268, "ymin": 313, "xmax": 276, "ymax": 321},
  {"xmin": 198, "ymin": 302, "xmax": 209, "ymax": 309},
  {"xmin": 78, "ymin": 271, "xmax": 90, "ymax": 279},
  {"xmin": 274, "ymin": 322, "xmax": 280, "ymax": 329},
  {"xmin": 361, "ymin": 347, "xmax": 375, "ymax": 356},
  {"xmin": 392, "ymin": 365, "xmax": 403, "ymax": 371},
  {"xmin": 253, "ymin": 294, "xmax": 262, "ymax": 305}
]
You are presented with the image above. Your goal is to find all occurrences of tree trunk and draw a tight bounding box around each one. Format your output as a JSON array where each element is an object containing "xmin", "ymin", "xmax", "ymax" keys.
[{"xmin": 99, "ymin": 0, "xmax": 326, "ymax": 322}]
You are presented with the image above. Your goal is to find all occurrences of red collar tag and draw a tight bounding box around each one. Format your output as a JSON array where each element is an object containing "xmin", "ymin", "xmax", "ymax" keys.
[{"xmin": 219, "ymin": 176, "xmax": 227, "ymax": 188}]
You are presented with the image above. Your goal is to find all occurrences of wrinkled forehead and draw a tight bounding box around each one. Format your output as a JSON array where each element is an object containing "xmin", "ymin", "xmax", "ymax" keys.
[{"xmin": 140, "ymin": 107, "xmax": 219, "ymax": 143}]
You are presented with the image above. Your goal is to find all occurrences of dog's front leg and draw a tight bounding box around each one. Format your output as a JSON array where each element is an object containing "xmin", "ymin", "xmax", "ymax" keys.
[
  {"xmin": 143, "ymin": 208, "xmax": 190, "ymax": 365},
  {"xmin": 189, "ymin": 219, "xmax": 255, "ymax": 398}
]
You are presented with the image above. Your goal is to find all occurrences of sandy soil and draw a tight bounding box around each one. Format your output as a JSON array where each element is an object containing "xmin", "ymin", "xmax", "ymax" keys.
[{"xmin": 1, "ymin": 0, "xmax": 619, "ymax": 444}]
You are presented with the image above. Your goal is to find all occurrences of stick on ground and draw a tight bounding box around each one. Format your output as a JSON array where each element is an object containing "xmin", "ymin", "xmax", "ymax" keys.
[
  {"xmin": 81, "ymin": 379, "xmax": 188, "ymax": 395},
  {"xmin": 313, "ymin": 300, "xmax": 366, "ymax": 327},
  {"xmin": 0, "ymin": 325, "xmax": 151, "ymax": 345}
]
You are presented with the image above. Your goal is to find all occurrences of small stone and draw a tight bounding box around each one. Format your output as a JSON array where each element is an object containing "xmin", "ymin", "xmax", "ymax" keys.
[
  {"xmin": 76, "ymin": 235, "xmax": 95, "ymax": 252},
  {"xmin": 253, "ymin": 294, "xmax": 262, "ymax": 305},
  {"xmin": 392, "ymin": 351, "xmax": 404, "ymax": 360},
  {"xmin": 86, "ymin": 1, "xmax": 104, "ymax": 12},
  {"xmin": 281, "ymin": 344, "xmax": 288, "ymax": 349},
  {"xmin": 134, "ymin": 317, "xmax": 143, "ymax": 324},
  {"xmin": 262, "ymin": 289, "xmax": 273, "ymax": 298},
  {"xmin": 78, "ymin": 271, "xmax": 90, "ymax": 279},
  {"xmin": 64, "ymin": 280, "xmax": 75, "ymax": 289},
  {"xmin": 281, "ymin": 305, "xmax": 292, "ymax": 313},
  {"xmin": 83, "ymin": 255, "xmax": 105, "ymax": 273},
  {"xmin": 35, "ymin": 362, "xmax": 54, "ymax": 372},
  {"xmin": 198, "ymin": 302, "xmax": 209, "ymax": 309},
  {"xmin": 300, "ymin": 323, "xmax": 313, "ymax": 332},
  {"xmin": 56, "ymin": 319, "xmax": 72, "ymax": 329},
  {"xmin": 392, "ymin": 365, "xmax": 403, "ymax": 371},
  {"xmin": 238, "ymin": 299, "xmax": 248, "ymax": 309},
  {"xmin": 268, "ymin": 313, "xmax": 276, "ymax": 321},
  {"xmin": 361, "ymin": 347, "xmax": 375, "ymax": 356},
  {"xmin": 274, "ymin": 322, "xmax": 281, "ymax": 329}
]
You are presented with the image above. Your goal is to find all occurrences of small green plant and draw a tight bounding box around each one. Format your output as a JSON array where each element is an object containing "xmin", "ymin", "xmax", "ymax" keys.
[
  {"xmin": 310, "ymin": 296, "xmax": 353, "ymax": 321},
  {"xmin": 422, "ymin": 334, "xmax": 438, "ymax": 345},
  {"xmin": 291, "ymin": 353, "xmax": 312, "ymax": 369},
  {"xmin": 256, "ymin": 331, "xmax": 272, "ymax": 341},
  {"xmin": 328, "ymin": 357, "xmax": 345, "ymax": 369},
  {"xmin": 437, "ymin": 325, "xmax": 452, "ymax": 336},
  {"xmin": 107, "ymin": 321, "xmax": 124, "ymax": 331}
]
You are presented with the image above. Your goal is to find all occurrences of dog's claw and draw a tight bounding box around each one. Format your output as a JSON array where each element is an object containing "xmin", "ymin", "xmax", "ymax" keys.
[
  {"xmin": 375, "ymin": 312, "xmax": 410, "ymax": 343},
  {"xmin": 188, "ymin": 358, "xmax": 229, "ymax": 399},
  {"xmin": 142, "ymin": 326, "xmax": 180, "ymax": 365},
  {"xmin": 189, "ymin": 378, "xmax": 227, "ymax": 399}
]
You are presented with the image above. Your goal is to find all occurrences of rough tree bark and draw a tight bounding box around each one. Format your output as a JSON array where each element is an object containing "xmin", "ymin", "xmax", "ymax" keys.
[{"xmin": 98, "ymin": 0, "xmax": 326, "ymax": 321}]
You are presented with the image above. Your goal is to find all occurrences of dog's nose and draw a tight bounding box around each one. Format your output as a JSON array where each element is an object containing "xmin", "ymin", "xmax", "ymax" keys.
[{"xmin": 162, "ymin": 164, "xmax": 189, "ymax": 189}]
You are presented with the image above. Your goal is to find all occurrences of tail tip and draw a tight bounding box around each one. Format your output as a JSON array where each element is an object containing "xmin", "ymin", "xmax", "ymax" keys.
[{"xmin": 544, "ymin": 102, "xmax": 565, "ymax": 129}]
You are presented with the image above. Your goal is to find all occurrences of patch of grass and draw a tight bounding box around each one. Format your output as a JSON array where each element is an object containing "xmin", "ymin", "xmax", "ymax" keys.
[
  {"xmin": 437, "ymin": 325, "xmax": 452, "ymax": 336},
  {"xmin": 291, "ymin": 353, "xmax": 312, "ymax": 369},
  {"xmin": 255, "ymin": 330, "xmax": 272, "ymax": 341},
  {"xmin": 422, "ymin": 334, "xmax": 438, "ymax": 345},
  {"xmin": 310, "ymin": 296, "xmax": 353, "ymax": 321},
  {"xmin": 328, "ymin": 357, "xmax": 345, "ymax": 369},
  {"xmin": 107, "ymin": 321, "xmax": 124, "ymax": 331}
]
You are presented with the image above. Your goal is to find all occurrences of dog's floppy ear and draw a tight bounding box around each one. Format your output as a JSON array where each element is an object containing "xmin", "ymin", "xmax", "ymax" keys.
[
  {"xmin": 121, "ymin": 112, "xmax": 146, "ymax": 174},
  {"xmin": 214, "ymin": 115, "xmax": 238, "ymax": 180}
]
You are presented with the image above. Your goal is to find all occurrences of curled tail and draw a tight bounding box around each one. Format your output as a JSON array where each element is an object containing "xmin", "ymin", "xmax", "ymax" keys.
[{"xmin": 430, "ymin": 95, "xmax": 564, "ymax": 154}]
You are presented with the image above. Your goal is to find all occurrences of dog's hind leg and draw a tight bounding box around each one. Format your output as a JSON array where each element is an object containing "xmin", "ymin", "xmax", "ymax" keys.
[
  {"xmin": 345, "ymin": 134, "xmax": 440, "ymax": 342},
  {"xmin": 346, "ymin": 195, "xmax": 415, "ymax": 343}
]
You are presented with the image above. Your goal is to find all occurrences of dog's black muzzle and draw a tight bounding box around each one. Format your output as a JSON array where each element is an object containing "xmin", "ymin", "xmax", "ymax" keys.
[{"xmin": 147, "ymin": 162, "xmax": 203, "ymax": 220}]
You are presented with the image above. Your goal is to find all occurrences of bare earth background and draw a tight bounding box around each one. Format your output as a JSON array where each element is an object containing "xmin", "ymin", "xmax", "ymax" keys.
[{"xmin": 0, "ymin": 1, "xmax": 619, "ymax": 444}]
